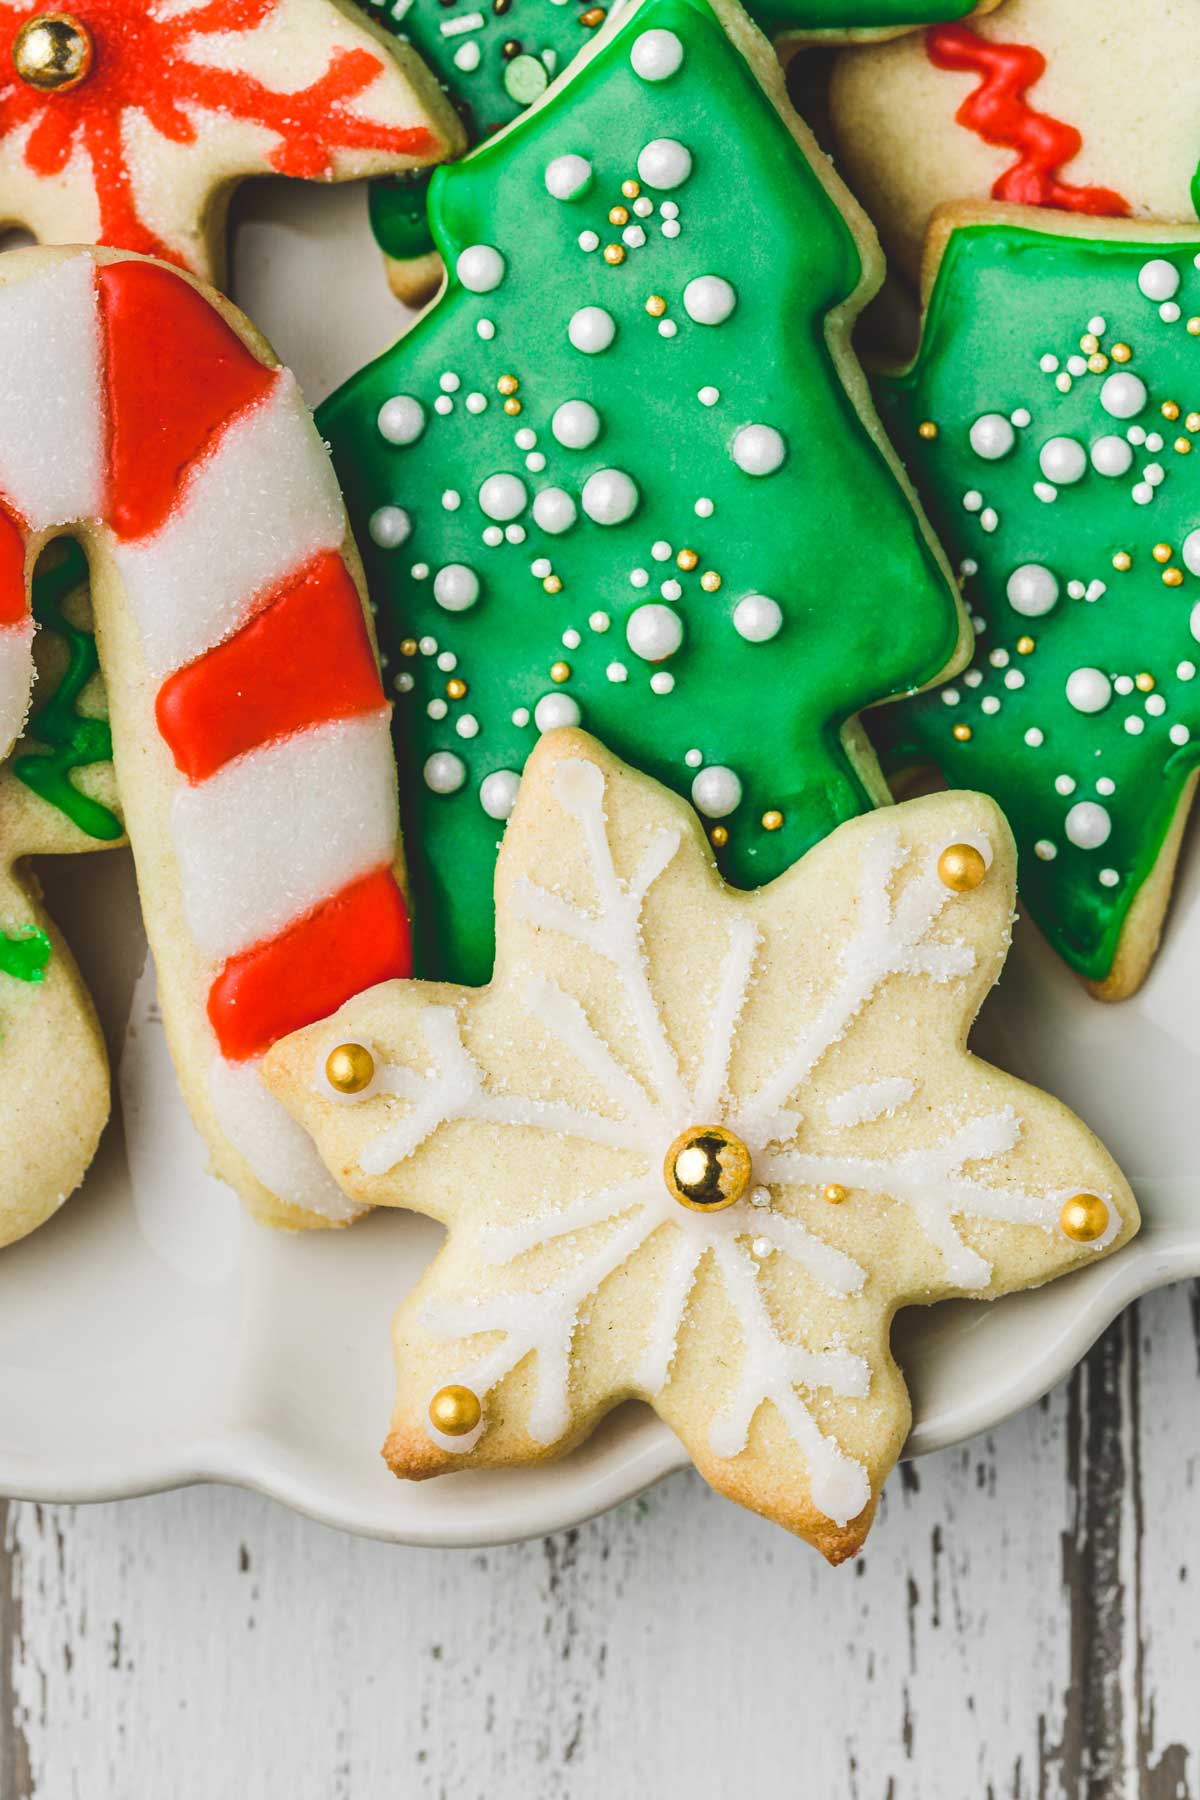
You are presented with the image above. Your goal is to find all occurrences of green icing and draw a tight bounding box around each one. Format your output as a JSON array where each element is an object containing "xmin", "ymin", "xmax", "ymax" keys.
[
  {"xmin": 874, "ymin": 221, "xmax": 1200, "ymax": 984},
  {"xmin": 13, "ymin": 545, "xmax": 121, "ymax": 842},
  {"xmin": 320, "ymin": 0, "xmax": 960, "ymax": 984},
  {"xmin": 0, "ymin": 927, "xmax": 50, "ymax": 984},
  {"xmin": 361, "ymin": 0, "xmax": 979, "ymax": 268}
]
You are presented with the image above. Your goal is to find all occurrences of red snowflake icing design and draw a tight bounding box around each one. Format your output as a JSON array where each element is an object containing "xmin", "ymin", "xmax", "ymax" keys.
[{"xmin": 0, "ymin": 0, "xmax": 437, "ymax": 267}]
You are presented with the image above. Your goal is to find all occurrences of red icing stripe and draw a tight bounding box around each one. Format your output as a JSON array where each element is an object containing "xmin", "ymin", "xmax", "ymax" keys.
[
  {"xmin": 0, "ymin": 504, "xmax": 27, "ymax": 627},
  {"xmin": 926, "ymin": 25, "xmax": 1131, "ymax": 217},
  {"xmin": 207, "ymin": 866, "xmax": 411, "ymax": 1062},
  {"xmin": 155, "ymin": 551, "xmax": 386, "ymax": 782},
  {"xmin": 97, "ymin": 261, "xmax": 277, "ymax": 542}
]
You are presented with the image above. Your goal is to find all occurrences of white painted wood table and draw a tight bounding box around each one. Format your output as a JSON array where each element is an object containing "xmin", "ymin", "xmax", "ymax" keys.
[{"xmin": 0, "ymin": 1280, "xmax": 1195, "ymax": 1800}]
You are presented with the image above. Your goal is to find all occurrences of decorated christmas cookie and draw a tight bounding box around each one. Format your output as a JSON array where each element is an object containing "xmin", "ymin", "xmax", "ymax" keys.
[
  {"xmin": 872, "ymin": 207, "xmax": 1200, "ymax": 997},
  {"xmin": 0, "ymin": 245, "xmax": 413, "ymax": 1231},
  {"xmin": 263, "ymin": 729, "xmax": 1138, "ymax": 1557},
  {"xmin": 828, "ymin": 0, "xmax": 1199, "ymax": 283},
  {"xmin": 362, "ymin": 0, "xmax": 1000, "ymax": 306},
  {"xmin": 319, "ymin": 0, "xmax": 968, "ymax": 985},
  {"xmin": 0, "ymin": 0, "xmax": 464, "ymax": 286}
]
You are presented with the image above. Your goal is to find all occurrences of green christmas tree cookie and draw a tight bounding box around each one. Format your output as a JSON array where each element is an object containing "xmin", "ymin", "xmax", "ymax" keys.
[
  {"xmin": 360, "ymin": 0, "xmax": 994, "ymax": 299},
  {"xmin": 320, "ymin": 0, "xmax": 966, "ymax": 984},
  {"xmin": 873, "ymin": 205, "xmax": 1200, "ymax": 999}
]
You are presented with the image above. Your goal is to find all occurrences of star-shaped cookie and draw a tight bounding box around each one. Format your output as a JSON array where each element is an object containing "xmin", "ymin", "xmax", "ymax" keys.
[
  {"xmin": 264, "ymin": 728, "xmax": 1138, "ymax": 1558},
  {"xmin": 0, "ymin": 0, "xmax": 464, "ymax": 283}
]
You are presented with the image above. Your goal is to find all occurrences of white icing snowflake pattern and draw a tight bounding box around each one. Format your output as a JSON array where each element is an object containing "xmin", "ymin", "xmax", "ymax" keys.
[{"xmin": 289, "ymin": 747, "xmax": 1124, "ymax": 1531}]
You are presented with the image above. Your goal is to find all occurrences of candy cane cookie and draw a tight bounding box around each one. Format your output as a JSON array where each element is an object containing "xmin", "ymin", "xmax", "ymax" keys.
[{"xmin": 0, "ymin": 245, "xmax": 411, "ymax": 1232}]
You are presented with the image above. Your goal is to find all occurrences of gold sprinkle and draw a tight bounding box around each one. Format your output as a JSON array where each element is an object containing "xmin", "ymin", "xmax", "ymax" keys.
[
  {"xmin": 1087, "ymin": 353, "xmax": 1109, "ymax": 374},
  {"xmin": 761, "ymin": 809, "xmax": 783, "ymax": 832},
  {"xmin": 824, "ymin": 1184, "xmax": 848, "ymax": 1205},
  {"xmin": 676, "ymin": 548, "xmax": 699, "ymax": 571},
  {"xmin": 1112, "ymin": 550, "xmax": 1132, "ymax": 572},
  {"xmin": 917, "ymin": 420, "xmax": 938, "ymax": 441},
  {"xmin": 1189, "ymin": 412, "xmax": 1200, "ymax": 433},
  {"xmin": 1189, "ymin": 317, "xmax": 1200, "ymax": 336},
  {"xmin": 1164, "ymin": 568, "xmax": 1185, "ymax": 588},
  {"xmin": 952, "ymin": 722, "xmax": 972, "ymax": 742},
  {"xmin": 1153, "ymin": 542, "xmax": 1173, "ymax": 563},
  {"xmin": 550, "ymin": 660, "xmax": 571, "ymax": 682},
  {"xmin": 608, "ymin": 205, "xmax": 629, "ymax": 226},
  {"xmin": 445, "ymin": 677, "xmax": 467, "ymax": 700},
  {"xmin": 1111, "ymin": 342, "xmax": 1132, "ymax": 363},
  {"xmin": 645, "ymin": 294, "xmax": 667, "ymax": 317},
  {"xmin": 400, "ymin": 637, "xmax": 418, "ymax": 657},
  {"xmin": 621, "ymin": 179, "xmax": 640, "ymax": 199},
  {"xmin": 1016, "ymin": 635, "xmax": 1035, "ymax": 655},
  {"xmin": 579, "ymin": 4, "xmax": 605, "ymax": 22},
  {"xmin": 603, "ymin": 243, "xmax": 625, "ymax": 266},
  {"xmin": 497, "ymin": 374, "xmax": 519, "ymax": 395},
  {"xmin": 1176, "ymin": 437, "xmax": 1193, "ymax": 455},
  {"xmin": 1162, "ymin": 400, "xmax": 1181, "ymax": 421},
  {"xmin": 710, "ymin": 825, "xmax": 729, "ymax": 849},
  {"xmin": 700, "ymin": 571, "xmax": 722, "ymax": 593},
  {"xmin": 542, "ymin": 575, "xmax": 563, "ymax": 595},
  {"xmin": 503, "ymin": 396, "xmax": 522, "ymax": 415},
  {"xmin": 1135, "ymin": 671, "xmax": 1155, "ymax": 692},
  {"xmin": 1079, "ymin": 333, "xmax": 1099, "ymax": 354}
]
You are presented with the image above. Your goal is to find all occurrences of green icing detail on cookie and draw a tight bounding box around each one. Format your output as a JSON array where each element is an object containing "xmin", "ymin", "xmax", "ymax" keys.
[
  {"xmin": 360, "ymin": 0, "xmax": 979, "ymax": 268},
  {"xmin": 874, "ymin": 221, "xmax": 1200, "ymax": 984},
  {"xmin": 0, "ymin": 926, "xmax": 50, "ymax": 984},
  {"xmin": 320, "ymin": 0, "xmax": 961, "ymax": 984},
  {"xmin": 13, "ymin": 545, "xmax": 121, "ymax": 842}
]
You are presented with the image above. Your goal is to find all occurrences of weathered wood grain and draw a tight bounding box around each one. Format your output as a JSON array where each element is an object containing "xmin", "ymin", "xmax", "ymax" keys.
[{"xmin": 0, "ymin": 1284, "xmax": 1196, "ymax": 1800}]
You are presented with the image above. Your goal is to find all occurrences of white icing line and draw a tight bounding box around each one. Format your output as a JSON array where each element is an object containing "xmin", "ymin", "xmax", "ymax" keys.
[{"xmin": 826, "ymin": 1077, "xmax": 916, "ymax": 1129}]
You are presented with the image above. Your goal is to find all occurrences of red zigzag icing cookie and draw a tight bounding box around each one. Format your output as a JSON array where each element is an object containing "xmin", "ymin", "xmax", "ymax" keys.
[{"xmin": 0, "ymin": 247, "xmax": 410, "ymax": 1231}]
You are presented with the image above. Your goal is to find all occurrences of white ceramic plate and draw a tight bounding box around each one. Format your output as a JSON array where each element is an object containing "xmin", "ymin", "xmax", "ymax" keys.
[{"xmin": 0, "ymin": 186, "xmax": 1196, "ymax": 1548}]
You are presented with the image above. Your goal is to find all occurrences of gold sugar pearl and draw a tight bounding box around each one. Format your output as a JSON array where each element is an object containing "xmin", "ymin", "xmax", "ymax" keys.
[
  {"xmin": 550, "ymin": 660, "xmax": 571, "ymax": 682},
  {"xmin": 1164, "ymin": 568, "xmax": 1184, "ymax": 587},
  {"xmin": 937, "ymin": 842, "xmax": 987, "ymax": 893},
  {"xmin": 1111, "ymin": 342, "xmax": 1132, "ymax": 362},
  {"xmin": 1087, "ymin": 353, "xmax": 1109, "ymax": 374},
  {"xmin": 1189, "ymin": 318, "xmax": 1200, "ymax": 336},
  {"xmin": 621, "ymin": 179, "xmax": 640, "ymax": 199},
  {"xmin": 1059, "ymin": 1194, "xmax": 1109, "ymax": 1244},
  {"xmin": 503, "ymin": 397, "xmax": 522, "ymax": 416},
  {"xmin": 710, "ymin": 825, "xmax": 729, "ymax": 848},
  {"xmin": 400, "ymin": 637, "xmax": 418, "ymax": 657},
  {"xmin": 952, "ymin": 722, "xmax": 972, "ymax": 742},
  {"xmin": 918, "ymin": 420, "xmax": 939, "ymax": 440},
  {"xmin": 578, "ymin": 4, "xmax": 606, "ymax": 23},
  {"xmin": 700, "ymin": 571, "xmax": 722, "ymax": 593},
  {"xmin": 543, "ymin": 574, "xmax": 563, "ymax": 595},
  {"xmin": 446, "ymin": 677, "xmax": 467, "ymax": 700},
  {"xmin": 1079, "ymin": 333, "xmax": 1099, "ymax": 354},
  {"xmin": 1176, "ymin": 437, "xmax": 1193, "ymax": 455},
  {"xmin": 824, "ymin": 1184, "xmax": 848, "ymax": 1205},
  {"xmin": 608, "ymin": 205, "xmax": 630, "ymax": 226},
  {"xmin": 1112, "ymin": 550, "xmax": 1132, "ymax": 572},
  {"xmin": 1135, "ymin": 671, "xmax": 1155, "ymax": 692},
  {"xmin": 324, "ymin": 1042, "xmax": 375, "ymax": 1095},
  {"xmin": 429, "ymin": 1385, "xmax": 482, "ymax": 1436},
  {"xmin": 1189, "ymin": 412, "xmax": 1200, "ymax": 433},
  {"xmin": 665, "ymin": 1125, "xmax": 752, "ymax": 1212},
  {"xmin": 1162, "ymin": 400, "xmax": 1181, "ymax": 421},
  {"xmin": 12, "ymin": 12, "xmax": 93, "ymax": 91},
  {"xmin": 676, "ymin": 548, "xmax": 699, "ymax": 571},
  {"xmin": 497, "ymin": 374, "xmax": 519, "ymax": 395},
  {"xmin": 761, "ymin": 809, "xmax": 783, "ymax": 832},
  {"xmin": 603, "ymin": 244, "xmax": 626, "ymax": 266},
  {"xmin": 1016, "ymin": 635, "xmax": 1035, "ymax": 655},
  {"xmin": 1153, "ymin": 542, "xmax": 1173, "ymax": 562},
  {"xmin": 645, "ymin": 294, "xmax": 667, "ymax": 317}
]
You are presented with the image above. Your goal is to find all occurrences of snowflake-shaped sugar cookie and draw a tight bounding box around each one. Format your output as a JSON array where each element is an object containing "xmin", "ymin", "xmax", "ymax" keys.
[{"xmin": 263, "ymin": 729, "xmax": 1138, "ymax": 1559}]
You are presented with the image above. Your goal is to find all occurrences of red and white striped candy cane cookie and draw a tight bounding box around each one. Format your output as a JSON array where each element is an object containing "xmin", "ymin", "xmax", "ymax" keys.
[{"xmin": 0, "ymin": 246, "xmax": 411, "ymax": 1229}]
